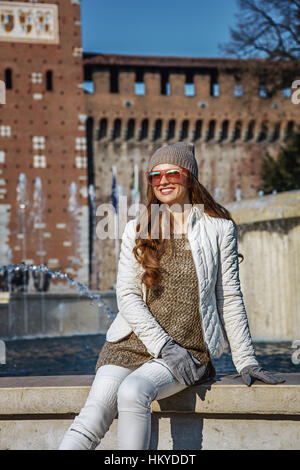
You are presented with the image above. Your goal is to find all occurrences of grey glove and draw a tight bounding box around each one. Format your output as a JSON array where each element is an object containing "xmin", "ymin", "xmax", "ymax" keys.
[
  {"xmin": 160, "ymin": 338, "xmax": 206, "ymax": 386},
  {"xmin": 240, "ymin": 365, "xmax": 285, "ymax": 387}
]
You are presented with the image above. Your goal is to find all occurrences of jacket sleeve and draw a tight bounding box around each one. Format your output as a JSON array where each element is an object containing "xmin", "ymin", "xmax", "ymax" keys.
[
  {"xmin": 216, "ymin": 219, "xmax": 259, "ymax": 373},
  {"xmin": 116, "ymin": 219, "xmax": 172, "ymax": 358}
]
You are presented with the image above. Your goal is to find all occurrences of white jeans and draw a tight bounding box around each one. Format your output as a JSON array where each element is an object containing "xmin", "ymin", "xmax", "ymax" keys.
[{"xmin": 58, "ymin": 358, "xmax": 188, "ymax": 450}]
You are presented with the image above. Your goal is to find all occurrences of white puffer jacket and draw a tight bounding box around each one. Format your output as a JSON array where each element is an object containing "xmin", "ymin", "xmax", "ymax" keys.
[{"xmin": 106, "ymin": 204, "xmax": 259, "ymax": 373}]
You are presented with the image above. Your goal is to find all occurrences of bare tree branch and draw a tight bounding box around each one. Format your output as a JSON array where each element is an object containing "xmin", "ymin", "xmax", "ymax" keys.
[{"xmin": 219, "ymin": 0, "xmax": 300, "ymax": 62}]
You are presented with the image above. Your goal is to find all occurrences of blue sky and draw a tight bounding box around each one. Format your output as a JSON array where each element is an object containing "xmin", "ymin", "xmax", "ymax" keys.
[{"xmin": 81, "ymin": 0, "xmax": 240, "ymax": 58}]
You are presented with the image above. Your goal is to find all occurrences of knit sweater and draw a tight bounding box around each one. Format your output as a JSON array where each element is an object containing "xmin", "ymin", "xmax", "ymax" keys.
[{"xmin": 96, "ymin": 232, "xmax": 216, "ymax": 379}]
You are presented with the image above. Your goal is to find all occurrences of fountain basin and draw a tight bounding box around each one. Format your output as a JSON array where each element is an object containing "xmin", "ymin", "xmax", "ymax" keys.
[{"xmin": 0, "ymin": 291, "xmax": 116, "ymax": 340}]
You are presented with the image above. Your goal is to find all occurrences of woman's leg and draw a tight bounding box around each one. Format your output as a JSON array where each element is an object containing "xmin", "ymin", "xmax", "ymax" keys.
[
  {"xmin": 117, "ymin": 358, "xmax": 188, "ymax": 450},
  {"xmin": 58, "ymin": 364, "xmax": 134, "ymax": 450}
]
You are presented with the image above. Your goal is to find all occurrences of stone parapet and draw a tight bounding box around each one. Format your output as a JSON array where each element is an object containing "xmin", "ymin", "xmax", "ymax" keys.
[{"xmin": 0, "ymin": 374, "xmax": 299, "ymax": 450}]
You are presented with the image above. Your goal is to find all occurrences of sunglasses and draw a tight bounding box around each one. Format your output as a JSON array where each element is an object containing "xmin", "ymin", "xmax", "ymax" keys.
[{"xmin": 146, "ymin": 168, "xmax": 189, "ymax": 186}]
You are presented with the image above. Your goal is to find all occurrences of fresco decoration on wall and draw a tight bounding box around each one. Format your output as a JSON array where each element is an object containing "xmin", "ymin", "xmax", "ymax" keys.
[{"xmin": 0, "ymin": 1, "xmax": 59, "ymax": 44}]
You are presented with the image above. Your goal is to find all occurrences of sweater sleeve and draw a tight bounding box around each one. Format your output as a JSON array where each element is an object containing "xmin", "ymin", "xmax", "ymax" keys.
[
  {"xmin": 215, "ymin": 219, "xmax": 259, "ymax": 373},
  {"xmin": 116, "ymin": 219, "xmax": 172, "ymax": 358}
]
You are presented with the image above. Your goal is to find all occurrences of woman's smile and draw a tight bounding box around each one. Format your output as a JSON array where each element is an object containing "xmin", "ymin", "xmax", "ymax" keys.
[{"xmin": 159, "ymin": 187, "xmax": 175, "ymax": 195}]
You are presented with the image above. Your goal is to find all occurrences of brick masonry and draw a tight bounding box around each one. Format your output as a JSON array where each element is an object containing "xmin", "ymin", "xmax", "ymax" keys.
[{"xmin": 84, "ymin": 54, "xmax": 300, "ymax": 289}]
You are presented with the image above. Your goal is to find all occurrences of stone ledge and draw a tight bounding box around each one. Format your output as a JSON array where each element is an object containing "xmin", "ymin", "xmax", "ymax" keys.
[
  {"xmin": 0, "ymin": 374, "xmax": 299, "ymax": 450},
  {"xmin": 226, "ymin": 189, "xmax": 300, "ymax": 225},
  {"xmin": 0, "ymin": 373, "xmax": 299, "ymax": 417}
]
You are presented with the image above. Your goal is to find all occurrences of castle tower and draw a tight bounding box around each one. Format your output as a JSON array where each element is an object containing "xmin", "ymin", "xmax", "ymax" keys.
[{"xmin": 0, "ymin": 0, "xmax": 89, "ymax": 290}]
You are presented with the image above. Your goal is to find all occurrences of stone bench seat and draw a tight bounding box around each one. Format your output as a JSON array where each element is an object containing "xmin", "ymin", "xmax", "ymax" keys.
[{"xmin": 0, "ymin": 373, "xmax": 299, "ymax": 450}]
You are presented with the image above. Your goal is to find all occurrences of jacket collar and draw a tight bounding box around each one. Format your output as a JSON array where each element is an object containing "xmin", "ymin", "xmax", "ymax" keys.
[{"xmin": 187, "ymin": 204, "xmax": 205, "ymax": 231}]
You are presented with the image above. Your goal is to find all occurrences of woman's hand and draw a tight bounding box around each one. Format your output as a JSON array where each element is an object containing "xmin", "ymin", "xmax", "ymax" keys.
[
  {"xmin": 160, "ymin": 338, "xmax": 206, "ymax": 386},
  {"xmin": 240, "ymin": 365, "xmax": 285, "ymax": 386}
]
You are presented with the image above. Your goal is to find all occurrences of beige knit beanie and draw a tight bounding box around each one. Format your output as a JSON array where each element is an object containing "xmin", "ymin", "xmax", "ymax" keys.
[{"xmin": 148, "ymin": 142, "xmax": 198, "ymax": 181}]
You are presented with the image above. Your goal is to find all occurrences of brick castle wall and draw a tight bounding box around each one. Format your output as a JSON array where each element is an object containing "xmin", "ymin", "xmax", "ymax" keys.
[
  {"xmin": 0, "ymin": 0, "xmax": 89, "ymax": 290},
  {"xmin": 84, "ymin": 54, "xmax": 299, "ymax": 289}
]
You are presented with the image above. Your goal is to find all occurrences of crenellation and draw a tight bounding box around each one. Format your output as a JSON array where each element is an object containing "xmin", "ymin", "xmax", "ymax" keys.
[
  {"xmin": 143, "ymin": 72, "xmax": 161, "ymax": 96},
  {"xmin": 168, "ymin": 72, "xmax": 186, "ymax": 96},
  {"xmin": 93, "ymin": 70, "xmax": 110, "ymax": 94},
  {"xmin": 119, "ymin": 70, "xmax": 135, "ymax": 95}
]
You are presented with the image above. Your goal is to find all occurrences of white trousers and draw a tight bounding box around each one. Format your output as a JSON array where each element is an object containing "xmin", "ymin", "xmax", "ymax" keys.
[{"xmin": 58, "ymin": 358, "xmax": 188, "ymax": 450}]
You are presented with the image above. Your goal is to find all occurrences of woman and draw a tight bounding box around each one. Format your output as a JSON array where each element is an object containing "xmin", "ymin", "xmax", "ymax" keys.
[{"xmin": 59, "ymin": 142, "xmax": 284, "ymax": 451}]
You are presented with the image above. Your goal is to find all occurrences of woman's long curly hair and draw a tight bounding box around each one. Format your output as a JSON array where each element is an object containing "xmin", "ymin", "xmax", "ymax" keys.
[{"xmin": 132, "ymin": 167, "xmax": 243, "ymax": 291}]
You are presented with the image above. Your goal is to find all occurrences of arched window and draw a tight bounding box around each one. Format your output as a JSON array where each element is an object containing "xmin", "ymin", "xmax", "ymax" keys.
[
  {"xmin": 270, "ymin": 122, "xmax": 281, "ymax": 142},
  {"xmin": 112, "ymin": 118, "xmax": 121, "ymax": 140},
  {"xmin": 180, "ymin": 120, "xmax": 189, "ymax": 140},
  {"xmin": 153, "ymin": 119, "xmax": 162, "ymax": 140},
  {"xmin": 219, "ymin": 120, "xmax": 229, "ymax": 141},
  {"xmin": 126, "ymin": 119, "xmax": 135, "ymax": 140},
  {"xmin": 284, "ymin": 120, "xmax": 294, "ymax": 141},
  {"xmin": 166, "ymin": 119, "xmax": 176, "ymax": 140},
  {"xmin": 244, "ymin": 120, "xmax": 255, "ymax": 141},
  {"xmin": 98, "ymin": 118, "xmax": 107, "ymax": 140},
  {"xmin": 257, "ymin": 121, "xmax": 268, "ymax": 142},
  {"xmin": 139, "ymin": 119, "xmax": 148, "ymax": 140},
  {"xmin": 193, "ymin": 120, "xmax": 202, "ymax": 141},
  {"xmin": 206, "ymin": 120, "xmax": 215, "ymax": 141},
  {"xmin": 232, "ymin": 120, "xmax": 242, "ymax": 142}
]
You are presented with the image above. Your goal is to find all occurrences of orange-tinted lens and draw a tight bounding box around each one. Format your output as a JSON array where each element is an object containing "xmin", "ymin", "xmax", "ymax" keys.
[
  {"xmin": 148, "ymin": 171, "xmax": 162, "ymax": 185},
  {"xmin": 148, "ymin": 169, "xmax": 182, "ymax": 185},
  {"xmin": 165, "ymin": 169, "xmax": 181, "ymax": 182}
]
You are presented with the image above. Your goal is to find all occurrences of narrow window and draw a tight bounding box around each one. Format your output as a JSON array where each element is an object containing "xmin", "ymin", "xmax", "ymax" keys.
[
  {"xmin": 219, "ymin": 120, "xmax": 229, "ymax": 141},
  {"xmin": 180, "ymin": 120, "xmax": 189, "ymax": 140},
  {"xmin": 206, "ymin": 120, "xmax": 216, "ymax": 141},
  {"xmin": 211, "ymin": 73, "xmax": 219, "ymax": 97},
  {"xmin": 257, "ymin": 121, "xmax": 268, "ymax": 142},
  {"xmin": 46, "ymin": 70, "xmax": 53, "ymax": 91},
  {"xmin": 153, "ymin": 119, "xmax": 162, "ymax": 140},
  {"xmin": 234, "ymin": 83, "xmax": 243, "ymax": 97},
  {"xmin": 139, "ymin": 119, "xmax": 148, "ymax": 140},
  {"xmin": 193, "ymin": 120, "xmax": 202, "ymax": 141},
  {"xmin": 112, "ymin": 119, "xmax": 121, "ymax": 140},
  {"xmin": 184, "ymin": 79, "xmax": 195, "ymax": 96},
  {"xmin": 126, "ymin": 119, "xmax": 135, "ymax": 140},
  {"xmin": 282, "ymin": 87, "xmax": 291, "ymax": 98},
  {"xmin": 245, "ymin": 120, "xmax": 255, "ymax": 141},
  {"xmin": 110, "ymin": 69, "xmax": 119, "ymax": 93},
  {"xmin": 135, "ymin": 70, "xmax": 145, "ymax": 95},
  {"xmin": 258, "ymin": 82, "xmax": 268, "ymax": 98},
  {"xmin": 232, "ymin": 120, "xmax": 242, "ymax": 142},
  {"xmin": 134, "ymin": 82, "xmax": 145, "ymax": 95},
  {"xmin": 270, "ymin": 122, "xmax": 281, "ymax": 142},
  {"xmin": 5, "ymin": 68, "xmax": 12, "ymax": 89},
  {"xmin": 283, "ymin": 120, "xmax": 294, "ymax": 141},
  {"xmin": 98, "ymin": 118, "xmax": 107, "ymax": 140},
  {"xmin": 161, "ymin": 72, "xmax": 169, "ymax": 95},
  {"xmin": 166, "ymin": 120, "xmax": 175, "ymax": 140}
]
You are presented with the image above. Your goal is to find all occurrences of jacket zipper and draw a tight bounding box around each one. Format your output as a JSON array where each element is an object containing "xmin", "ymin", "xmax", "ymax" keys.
[{"xmin": 187, "ymin": 209, "xmax": 210, "ymax": 356}]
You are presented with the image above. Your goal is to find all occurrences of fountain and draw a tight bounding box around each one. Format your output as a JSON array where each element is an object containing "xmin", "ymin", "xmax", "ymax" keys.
[
  {"xmin": 88, "ymin": 184, "xmax": 98, "ymax": 290},
  {"xmin": 68, "ymin": 181, "xmax": 81, "ymax": 271},
  {"xmin": 0, "ymin": 261, "xmax": 116, "ymax": 340},
  {"xmin": 15, "ymin": 174, "xmax": 30, "ymax": 334},
  {"xmin": 30, "ymin": 177, "xmax": 51, "ymax": 332}
]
